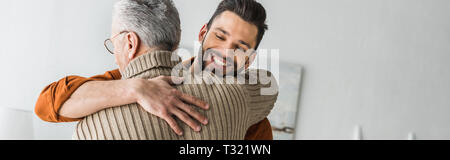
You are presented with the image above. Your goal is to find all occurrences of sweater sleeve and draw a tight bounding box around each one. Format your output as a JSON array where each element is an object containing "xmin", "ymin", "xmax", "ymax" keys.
[
  {"xmin": 243, "ymin": 69, "xmax": 279, "ymax": 127},
  {"xmin": 34, "ymin": 69, "xmax": 121, "ymax": 123},
  {"xmin": 244, "ymin": 118, "xmax": 273, "ymax": 140}
]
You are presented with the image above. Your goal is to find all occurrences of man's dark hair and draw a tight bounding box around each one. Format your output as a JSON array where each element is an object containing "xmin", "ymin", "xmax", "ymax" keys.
[{"xmin": 207, "ymin": 0, "xmax": 268, "ymax": 49}]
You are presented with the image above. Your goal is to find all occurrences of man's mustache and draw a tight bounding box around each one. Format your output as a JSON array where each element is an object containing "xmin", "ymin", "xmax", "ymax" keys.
[{"xmin": 203, "ymin": 48, "xmax": 235, "ymax": 66}]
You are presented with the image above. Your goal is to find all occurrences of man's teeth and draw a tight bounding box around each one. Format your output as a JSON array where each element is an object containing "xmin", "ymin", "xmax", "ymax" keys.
[{"xmin": 213, "ymin": 57, "xmax": 225, "ymax": 66}]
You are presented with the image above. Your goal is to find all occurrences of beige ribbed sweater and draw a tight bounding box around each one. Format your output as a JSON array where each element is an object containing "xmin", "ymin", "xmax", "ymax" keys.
[{"xmin": 73, "ymin": 51, "xmax": 278, "ymax": 140}]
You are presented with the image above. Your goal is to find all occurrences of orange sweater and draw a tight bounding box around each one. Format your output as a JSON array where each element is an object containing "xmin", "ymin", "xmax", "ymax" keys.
[{"xmin": 35, "ymin": 69, "xmax": 273, "ymax": 140}]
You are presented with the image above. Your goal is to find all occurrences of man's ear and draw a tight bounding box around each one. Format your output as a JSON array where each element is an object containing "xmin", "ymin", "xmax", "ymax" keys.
[
  {"xmin": 198, "ymin": 24, "xmax": 208, "ymax": 43},
  {"xmin": 126, "ymin": 32, "xmax": 140, "ymax": 59}
]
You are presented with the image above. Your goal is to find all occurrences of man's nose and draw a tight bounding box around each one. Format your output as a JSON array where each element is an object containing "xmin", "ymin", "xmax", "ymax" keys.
[{"xmin": 218, "ymin": 41, "xmax": 236, "ymax": 54}]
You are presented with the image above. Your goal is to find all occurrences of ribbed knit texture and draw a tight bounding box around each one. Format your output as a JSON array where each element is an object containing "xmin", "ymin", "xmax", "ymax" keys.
[{"xmin": 73, "ymin": 50, "xmax": 278, "ymax": 140}]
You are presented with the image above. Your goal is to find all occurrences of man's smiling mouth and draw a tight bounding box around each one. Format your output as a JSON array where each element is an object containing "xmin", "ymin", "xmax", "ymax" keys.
[{"xmin": 212, "ymin": 56, "xmax": 226, "ymax": 66}]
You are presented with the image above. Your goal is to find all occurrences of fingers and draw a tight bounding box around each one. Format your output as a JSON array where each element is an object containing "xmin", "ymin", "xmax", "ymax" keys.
[
  {"xmin": 162, "ymin": 114, "xmax": 183, "ymax": 136},
  {"xmin": 158, "ymin": 76, "xmax": 185, "ymax": 85},
  {"xmin": 171, "ymin": 108, "xmax": 201, "ymax": 132},
  {"xmin": 178, "ymin": 92, "xmax": 209, "ymax": 110},
  {"xmin": 173, "ymin": 99, "xmax": 208, "ymax": 125},
  {"xmin": 141, "ymin": 101, "xmax": 184, "ymax": 136},
  {"xmin": 154, "ymin": 76, "xmax": 209, "ymax": 110}
]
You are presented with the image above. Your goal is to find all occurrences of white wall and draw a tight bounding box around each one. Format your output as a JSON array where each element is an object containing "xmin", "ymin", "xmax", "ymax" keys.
[
  {"xmin": 262, "ymin": 0, "xmax": 450, "ymax": 140},
  {"xmin": 0, "ymin": 0, "xmax": 117, "ymax": 112},
  {"xmin": 1, "ymin": 0, "xmax": 449, "ymax": 140},
  {"xmin": 0, "ymin": 0, "xmax": 116, "ymax": 139}
]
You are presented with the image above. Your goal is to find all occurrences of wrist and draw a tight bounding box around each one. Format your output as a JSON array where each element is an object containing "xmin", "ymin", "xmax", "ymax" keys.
[{"xmin": 126, "ymin": 78, "xmax": 145, "ymax": 102}]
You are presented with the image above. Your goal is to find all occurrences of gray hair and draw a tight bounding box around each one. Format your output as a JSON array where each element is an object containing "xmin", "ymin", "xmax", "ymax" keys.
[{"xmin": 113, "ymin": 0, "xmax": 181, "ymax": 51}]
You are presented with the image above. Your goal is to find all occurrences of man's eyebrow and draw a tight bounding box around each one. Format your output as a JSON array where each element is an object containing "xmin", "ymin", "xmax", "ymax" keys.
[
  {"xmin": 215, "ymin": 27, "xmax": 251, "ymax": 49},
  {"xmin": 215, "ymin": 28, "xmax": 230, "ymax": 36},
  {"xmin": 239, "ymin": 40, "xmax": 251, "ymax": 49}
]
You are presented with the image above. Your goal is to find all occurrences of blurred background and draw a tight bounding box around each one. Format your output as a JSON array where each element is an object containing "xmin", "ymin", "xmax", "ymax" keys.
[{"xmin": 0, "ymin": 0, "xmax": 449, "ymax": 140}]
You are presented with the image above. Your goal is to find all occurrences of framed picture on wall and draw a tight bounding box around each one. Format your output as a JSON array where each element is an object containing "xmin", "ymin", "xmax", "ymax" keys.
[{"xmin": 267, "ymin": 62, "xmax": 303, "ymax": 140}]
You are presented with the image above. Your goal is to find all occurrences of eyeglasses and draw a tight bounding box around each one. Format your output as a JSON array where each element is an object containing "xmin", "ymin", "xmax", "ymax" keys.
[{"xmin": 104, "ymin": 31, "xmax": 129, "ymax": 55}]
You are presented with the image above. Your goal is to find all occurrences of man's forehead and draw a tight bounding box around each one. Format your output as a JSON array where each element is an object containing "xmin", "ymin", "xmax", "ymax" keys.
[{"xmin": 210, "ymin": 11, "xmax": 258, "ymax": 47}]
